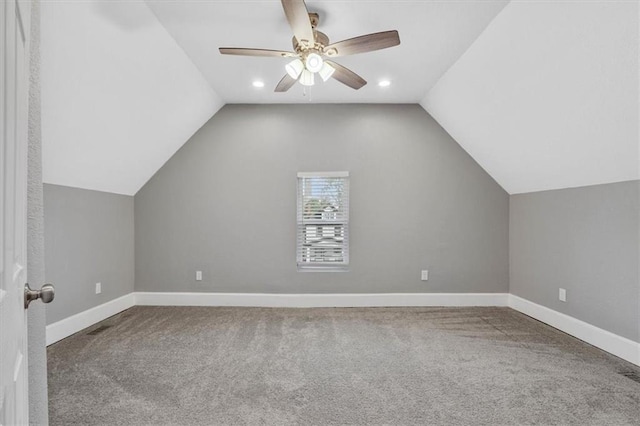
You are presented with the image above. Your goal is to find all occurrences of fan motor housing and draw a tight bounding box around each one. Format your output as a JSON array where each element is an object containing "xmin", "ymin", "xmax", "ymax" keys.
[
  {"xmin": 292, "ymin": 31, "xmax": 329, "ymax": 53},
  {"xmin": 291, "ymin": 13, "xmax": 329, "ymax": 53}
]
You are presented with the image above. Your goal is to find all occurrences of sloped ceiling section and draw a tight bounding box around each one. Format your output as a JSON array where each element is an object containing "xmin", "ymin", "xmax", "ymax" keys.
[
  {"xmin": 421, "ymin": 1, "xmax": 639, "ymax": 194},
  {"xmin": 146, "ymin": 0, "xmax": 509, "ymax": 103},
  {"xmin": 41, "ymin": 1, "xmax": 224, "ymax": 196}
]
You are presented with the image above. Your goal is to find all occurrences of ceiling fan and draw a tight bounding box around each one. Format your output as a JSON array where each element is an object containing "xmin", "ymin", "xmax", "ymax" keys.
[{"xmin": 219, "ymin": 0, "xmax": 400, "ymax": 92}]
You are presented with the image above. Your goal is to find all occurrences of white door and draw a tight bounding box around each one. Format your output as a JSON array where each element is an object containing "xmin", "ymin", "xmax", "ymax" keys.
[{"xmin": 1, "ymin": 0, "xmax": 32, "ymax": 423}]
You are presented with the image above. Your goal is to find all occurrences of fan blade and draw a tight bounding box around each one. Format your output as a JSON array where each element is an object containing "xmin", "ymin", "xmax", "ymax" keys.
[
  {"xmin": 325, "ymin": 61, "xmax": 367, "ymax": 90},
  {"xmin": 281, "ymin": 0, "xmax": 315, "ymax": 47},
  {"xmin": 219, "ymin": 48, "xmax": 297, "ymax": 58},
  {"xmin": 275, "ymin": 74, "xmax": 297, "ymax": 92},
  {"xmin": 323, "ymin": 30, "xmax": 400, "ymax": 58}
]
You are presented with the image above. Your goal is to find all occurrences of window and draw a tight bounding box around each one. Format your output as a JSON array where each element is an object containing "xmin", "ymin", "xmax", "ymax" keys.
[{"xmin": 297, "ymin": 172, "xmax": 349, "ymax": 271}]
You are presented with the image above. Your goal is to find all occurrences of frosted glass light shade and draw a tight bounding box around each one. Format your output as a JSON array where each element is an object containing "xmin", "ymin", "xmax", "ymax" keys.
[
  {"xmin": 318, "ymin": 62, "xmax": 335, "ymax": 82},
  {"xmin": 299, "ymin": 69, "xmax": 315, "ymax": 86},
  {"xmin": 305, "ymin": 53, "xmax": 323, "ymax": 73},
  {"xmin": 285, "ymin": 59, "xmax": 304, "ymax": 79}
]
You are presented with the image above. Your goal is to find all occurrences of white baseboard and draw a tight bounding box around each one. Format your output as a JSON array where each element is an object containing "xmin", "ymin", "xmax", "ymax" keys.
[
  {"xmin": 133, "ymin": 292, "xmax": 509, "ymax": 308},
  {"xmin": 46, "ymin": 291, "xmax": 640, "ymax": 367},
  {"xmin": 46, "ymin": 293, "xmax": 135, "ymax": 346},
  {"xmin": 508, "ymin": 294, "xmax": 640, "ymax": 366},
  {"xmin": 46, "ymin": 292, "xmax": 507, "ymax": 345}
]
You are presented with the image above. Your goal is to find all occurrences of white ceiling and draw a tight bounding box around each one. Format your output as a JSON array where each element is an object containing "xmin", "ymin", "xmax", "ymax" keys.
[
  {"xmin": 146, "ymin": 0, "xmax": 509, "ymax": 103},
  {"xmin": 40, "ymin": 0, "xmax": 638, "ymax": 196},
  {"xmin": 421, "ymin": 0, "xmax": 639, "ymax": 194},
  {"xmin": 41, "ymin": 0, "xmax": 223, "ymax": 195}
]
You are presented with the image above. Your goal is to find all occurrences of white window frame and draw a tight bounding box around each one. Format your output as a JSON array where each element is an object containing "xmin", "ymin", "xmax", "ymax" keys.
[{"xmin": 296, "ymin": 172, "xmax": 349, "ymax": 272}]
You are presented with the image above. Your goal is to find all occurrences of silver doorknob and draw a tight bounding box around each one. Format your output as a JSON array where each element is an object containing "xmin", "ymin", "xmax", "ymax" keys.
[{"xmin": 24, "ymin": 283, "xmax": 55, "ymax": 309}]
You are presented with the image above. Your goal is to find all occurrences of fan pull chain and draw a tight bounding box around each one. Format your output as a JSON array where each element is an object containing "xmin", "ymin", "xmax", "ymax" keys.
[{"xmin": 303, "ymin": 86, "xmax": 312, "ymax": 102}]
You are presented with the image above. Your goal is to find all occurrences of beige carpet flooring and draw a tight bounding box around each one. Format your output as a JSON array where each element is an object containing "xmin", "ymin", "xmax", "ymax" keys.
[{"xmin": 48, "ymin": 306, "xmax": 640, "ymax": 425}]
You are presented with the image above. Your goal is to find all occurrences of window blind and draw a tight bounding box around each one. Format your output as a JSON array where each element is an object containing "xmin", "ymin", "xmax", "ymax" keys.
[{"xmin": 296, "ymin": 172, "xmax": 349, "ymax": 270}]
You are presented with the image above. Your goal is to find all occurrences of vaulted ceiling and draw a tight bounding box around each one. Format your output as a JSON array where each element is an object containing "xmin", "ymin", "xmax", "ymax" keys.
[
  {"xmin": 41, "ymin": 0, "xmax": 638, "ymax": 196},
  {"xmin": 146, "ymin": 0, "xmax": 508, "ymax": 103},
  {"xmin": 421, "ymin": 0, "xmax": 639, "ymax": 194},
  {"xmin": 41, "ymin": 0, "xmax": 223, "ymax": 195}
]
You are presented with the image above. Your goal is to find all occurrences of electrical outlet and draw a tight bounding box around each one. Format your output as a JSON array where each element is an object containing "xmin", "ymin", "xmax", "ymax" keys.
[
  {"xmin": 196, "ymin": 271, "xmax": 202, "ymax": 281},
  {"xmin": 559, "ymin": 288, "xmax": 566, "ymax": 302},
  {"xmin": 95, "ymin": 282, "xmax": 101, "ymax": 294},
  {"xmin": 421, "ymin": 270, "xmax": 429, "ymax": 281}
]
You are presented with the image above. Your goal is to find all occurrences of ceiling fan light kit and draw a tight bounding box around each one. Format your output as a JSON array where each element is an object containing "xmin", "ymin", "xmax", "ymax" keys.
[
  {"xmin": 219, "ymin": 0, "xmax": 400, "ymax": 92},
  {"xmin": 286, "ymin": 59, "xmax": 305, "ymax": 79},
  {"xmin": 318, "ymin": 62, "xmax": 335, "ymax": 82},
  {"xmin": 299, "ymin": 69, "xmax": 315, "ymax": 86},
  {"xmin": 304, "ymin": 52, "xmax": 323, "ymax": 73}
]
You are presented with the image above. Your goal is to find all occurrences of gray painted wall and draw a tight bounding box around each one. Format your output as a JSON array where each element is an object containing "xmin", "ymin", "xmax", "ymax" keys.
[
  {"xmin": 44, "ymin": 184, "xmax": 134, "ymax": 324},
  {"xmin": 135, "ymin": 104, "xmax": 509, "ymax": 294},
  {"xmin": 510, "ymin": 181, "xmax": 640, "ymax": 342},
  {"xmin": 27, "ymin": 1, "xmax": 48, "ymax": 423}
]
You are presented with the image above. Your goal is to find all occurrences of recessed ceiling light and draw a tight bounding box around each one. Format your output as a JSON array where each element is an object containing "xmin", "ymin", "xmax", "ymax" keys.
[
  {"xmin": 378, "ymin": 80, "xmax": 391, "ymax": 87},
  {"xmin": 252, "ymin": 81, "xmax": 265, "ymax": 88}
]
